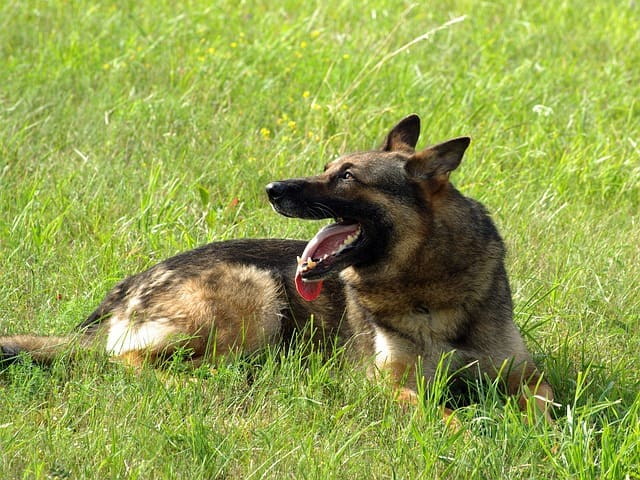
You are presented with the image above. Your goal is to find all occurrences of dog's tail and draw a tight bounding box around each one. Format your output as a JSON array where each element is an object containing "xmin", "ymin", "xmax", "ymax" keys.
[{"xmin": 0, "ymin": 334, "xmax": 85, "ymax": 366}]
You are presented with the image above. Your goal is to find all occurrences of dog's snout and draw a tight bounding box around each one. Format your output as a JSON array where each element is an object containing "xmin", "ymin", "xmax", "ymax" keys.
[{"xmin": 266, "ymin": 181, "xmax": 303, "ymax": 201}]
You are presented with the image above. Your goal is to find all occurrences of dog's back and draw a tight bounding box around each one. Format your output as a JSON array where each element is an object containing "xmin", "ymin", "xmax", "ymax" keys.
[{"xmin": 1, "ymin": 239, "xmax": 348, "ymax": 366}]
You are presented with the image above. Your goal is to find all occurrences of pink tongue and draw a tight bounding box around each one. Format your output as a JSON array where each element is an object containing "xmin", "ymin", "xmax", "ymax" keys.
[
  {"xmin": 294, "ymin": 222, "xmax": 360, "ymax": 302},
  {"xmin": 295, "ymin": 274, "xmax": 324, "ymax": 302}
]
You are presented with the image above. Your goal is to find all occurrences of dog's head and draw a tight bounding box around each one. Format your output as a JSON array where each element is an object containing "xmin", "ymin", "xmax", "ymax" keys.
[{"xmin": 266, "ymin": 114, "xmax": 470, "ymax": 301}]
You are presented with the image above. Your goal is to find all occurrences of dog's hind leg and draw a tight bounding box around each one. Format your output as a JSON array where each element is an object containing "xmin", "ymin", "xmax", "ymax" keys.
[{"xmin": 106, "ymin": 264, "xmax": 285, "ymax": 368}]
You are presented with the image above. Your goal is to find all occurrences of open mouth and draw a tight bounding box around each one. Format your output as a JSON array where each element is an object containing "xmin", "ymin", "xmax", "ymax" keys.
[{"xmin": 294, "ymin": 219, "xmax": 363, "ymax": 301}]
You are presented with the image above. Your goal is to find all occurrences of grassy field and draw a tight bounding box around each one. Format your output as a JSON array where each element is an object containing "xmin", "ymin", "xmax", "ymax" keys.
[{"xmin": 1, "ymin": 0, "xmax": 639, "ymax": 478}]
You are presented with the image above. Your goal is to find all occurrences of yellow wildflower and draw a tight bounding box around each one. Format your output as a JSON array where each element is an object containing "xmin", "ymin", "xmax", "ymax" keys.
[{"xmin": 276, "ymin": 113, "xmax": 289, "ymax": 126}]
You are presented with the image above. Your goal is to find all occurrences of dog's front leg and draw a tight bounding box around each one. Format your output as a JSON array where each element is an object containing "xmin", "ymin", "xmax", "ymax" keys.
[
  {"xmin": 369, "ymin": 327, "xmax": 420, "ymax": 404},
  {"xmin": 506, "ymin": 363, "xmax": 556, "ymax": 423}
]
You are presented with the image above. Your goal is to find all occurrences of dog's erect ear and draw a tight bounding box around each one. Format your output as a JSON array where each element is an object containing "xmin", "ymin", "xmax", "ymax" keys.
[
  {"xmin": 380, "ymin": 114, "xmax": 421, "ymax": 153},
  {"xmin": 405, "ymin": 137, "xmax": 471, "ymax": 187}
]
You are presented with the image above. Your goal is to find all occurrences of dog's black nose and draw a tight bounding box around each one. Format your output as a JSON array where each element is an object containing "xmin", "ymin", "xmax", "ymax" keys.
[
  {"xmin": 266, "ymin": 181, "xmax": 286, "ymax": 201},
  {"xmin": 267, "ymin": 182, "xmax": 283, "ymax": 200},
  {"xmin": 266, "ymin": 180, "xmax": 304, "ymax": 202}
]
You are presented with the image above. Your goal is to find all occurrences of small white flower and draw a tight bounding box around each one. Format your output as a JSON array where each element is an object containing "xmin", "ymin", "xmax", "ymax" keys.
[{"xmin": 532, "ymin": 104, "xmax": 553, "ymax": 116}]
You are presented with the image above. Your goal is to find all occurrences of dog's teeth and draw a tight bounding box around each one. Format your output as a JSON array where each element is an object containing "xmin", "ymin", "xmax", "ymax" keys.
[
  {"xmin": 299, "ymin": 227, "xmax": 361, "ymax": 274},
  {"xmin": 342, "ymin": 232, "xmax": 358, "ymax": 247}
]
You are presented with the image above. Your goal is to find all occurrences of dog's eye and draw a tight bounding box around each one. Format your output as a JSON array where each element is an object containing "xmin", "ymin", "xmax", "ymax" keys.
[{"xmin": 340, "ymin": 171, "xmax": 354, "ymax": 180}]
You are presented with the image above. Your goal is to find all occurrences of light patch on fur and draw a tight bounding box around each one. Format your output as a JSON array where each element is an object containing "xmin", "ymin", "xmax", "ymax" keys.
[
  {"xmin": 373, "ymin": 325, "xmax": 413, "ymax": 372},
  {"xmin": 145, "ymin": 267, "xmax": 174, "ymax": 289},
  {"xmin": 373, "ymin": 325, "xmax": 394, "ymax": 368},
  {"xmin": 371, "ymin": 325, "xmax": 418, "ymax": 391},
  {"xmin": 106, "ymin": 315, "xmax": 178, "ymax": 355}
]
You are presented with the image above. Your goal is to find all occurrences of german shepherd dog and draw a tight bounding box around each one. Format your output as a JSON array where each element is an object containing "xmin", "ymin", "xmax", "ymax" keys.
[{"xmin": 0, "ymin": 115, "xmax": 553, "ymax": 420}]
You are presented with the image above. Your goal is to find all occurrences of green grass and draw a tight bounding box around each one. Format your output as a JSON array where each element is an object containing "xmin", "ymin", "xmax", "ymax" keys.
[{"xmin": 1, "ymin": 0, "xmax": 639, "ymax": 478}]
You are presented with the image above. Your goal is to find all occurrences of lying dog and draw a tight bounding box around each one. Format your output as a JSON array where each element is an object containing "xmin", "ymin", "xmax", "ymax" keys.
[{"xmin": 0, "ymin": 114, "xmax": 554, "ymax": 420}]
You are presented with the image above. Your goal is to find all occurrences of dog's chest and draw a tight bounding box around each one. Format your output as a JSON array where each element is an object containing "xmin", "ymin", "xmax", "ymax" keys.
[
  {"xmin": 368, "ymin": 308, "xmax": 462, "ymax": 374},
  {"xmin": 383, "ymin": 309, "xmax": 448, "ymax": 344}
]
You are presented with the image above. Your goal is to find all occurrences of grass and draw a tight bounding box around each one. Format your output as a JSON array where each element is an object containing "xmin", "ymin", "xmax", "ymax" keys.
[{"xmin": 1, "ymin": 0, "xmax": 639, "ymax": 478}]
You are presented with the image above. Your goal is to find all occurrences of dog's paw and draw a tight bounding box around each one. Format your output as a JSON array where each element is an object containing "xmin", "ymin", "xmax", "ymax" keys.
[{"xmin": 395, "ymin": 386, "xmax": 419, "ymax": 406}]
